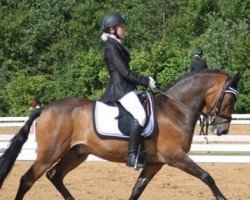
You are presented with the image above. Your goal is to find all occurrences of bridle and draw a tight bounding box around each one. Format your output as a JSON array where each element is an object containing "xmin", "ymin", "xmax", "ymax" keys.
[
  {"xmin": 198, "ymin": 82, "xmax": 239, "ymax": 135},
  {"xmin": 154, "ymin": 78, "xmax": 239, "ymax": 135}
]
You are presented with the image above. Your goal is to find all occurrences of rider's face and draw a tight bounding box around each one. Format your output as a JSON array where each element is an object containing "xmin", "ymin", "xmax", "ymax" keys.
[{"xmin": 116, "ymin": 24, "xmax": 126, "ymax": 39}]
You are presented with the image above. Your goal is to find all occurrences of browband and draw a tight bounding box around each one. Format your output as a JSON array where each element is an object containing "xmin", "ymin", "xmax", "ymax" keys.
[{"xmin": 225, "ymin": 87, "xmax": 239, "ymax": 100}]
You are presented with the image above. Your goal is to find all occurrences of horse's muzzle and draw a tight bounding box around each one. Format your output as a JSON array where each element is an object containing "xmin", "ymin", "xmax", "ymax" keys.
[{"xmin": 210, "ymin": 124, "xmax": 229, "ymax": 136}]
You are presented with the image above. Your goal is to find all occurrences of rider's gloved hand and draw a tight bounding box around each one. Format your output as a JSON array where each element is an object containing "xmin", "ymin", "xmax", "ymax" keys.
[{"xmin": 148, "ymin": 77, "xmax": 156, "ymax": 89}]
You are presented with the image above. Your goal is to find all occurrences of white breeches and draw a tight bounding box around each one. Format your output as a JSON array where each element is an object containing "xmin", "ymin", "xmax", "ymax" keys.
[{"xmin": 118, "ymin": 91, "xmax": 146, "ymax": 126}]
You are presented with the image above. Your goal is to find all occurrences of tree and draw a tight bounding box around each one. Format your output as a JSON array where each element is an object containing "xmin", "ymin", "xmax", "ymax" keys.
[{"xmin": 0, "ymin": 0, "xmax": 248, "ymax": 115}]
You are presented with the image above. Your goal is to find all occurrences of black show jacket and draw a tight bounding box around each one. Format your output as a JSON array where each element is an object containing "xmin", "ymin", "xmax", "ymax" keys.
[
  {"xmin": 100, "ymin": 37, "xmax": 150, "ymax": 103},
  {"xmin": 190, "ymin": 59, "xmax": 208, "ymax": 72}
]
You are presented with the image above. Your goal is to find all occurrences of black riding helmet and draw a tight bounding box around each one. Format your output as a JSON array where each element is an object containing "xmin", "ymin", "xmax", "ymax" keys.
[
  {"xmin": 193, "ymin": 47, "xmax": 203, "ymax": 58},
  {"xmin": 102, "ymin": 13, "xmax": 125, "ymax": 31}
]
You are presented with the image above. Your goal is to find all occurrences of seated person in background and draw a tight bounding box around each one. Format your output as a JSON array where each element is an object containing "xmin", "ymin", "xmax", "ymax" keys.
[{"xmin": 189, "ymin": 47, "xmax": 208, "ymax": 72}]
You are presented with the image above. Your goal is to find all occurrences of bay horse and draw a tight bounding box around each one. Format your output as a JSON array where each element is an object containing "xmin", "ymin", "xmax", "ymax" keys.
[{"xmin": 0, "ymin": 70, "xmax": 242, "ymax": 200}]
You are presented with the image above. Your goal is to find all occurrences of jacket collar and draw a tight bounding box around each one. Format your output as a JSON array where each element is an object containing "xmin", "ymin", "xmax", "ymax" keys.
[
  {"xmin": 108, "ymin": 34, "xmax": 122, "ymax": 44},
  {"xmin": 107, "ymin": 36, "xmax": 122, "ymax": 45},
  {"xmin": 107, "ymin": 37, "xmax": 130, "ymax": 55}
]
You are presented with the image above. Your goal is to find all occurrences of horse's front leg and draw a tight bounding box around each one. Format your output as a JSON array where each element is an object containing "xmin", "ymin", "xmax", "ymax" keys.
[
  {"xmin": 129, "ymin": 164, "xmax": 163, "ymax": 200},
  {"xmin": 169, "ymin": 153, "xmax": 226, "ymax": 200}
]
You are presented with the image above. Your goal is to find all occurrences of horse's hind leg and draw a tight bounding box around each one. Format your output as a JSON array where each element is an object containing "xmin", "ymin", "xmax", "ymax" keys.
[
  {"xmin": 46, "ymin": 144, "xmax": 88, "ymax": 200},
  {"xmin": 129, "ymin": 164, "xmax": 163, "ymax": 200},
  {"xmin": 170, "ymin": 154, "xmax": 226, "ymax": 200},
  {"xmin": 15, "ymin": 158, "xmax": 57, "ymax": 200}
]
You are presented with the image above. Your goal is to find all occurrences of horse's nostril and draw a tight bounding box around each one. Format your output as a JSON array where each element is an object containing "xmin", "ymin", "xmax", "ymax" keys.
[
  {"xmin": 222, "ymin": 130, "xmax": 229, "ymax": 135},
  {"xmin": 217, "ymin": 129, "xmax": 229, "ymax": 136}
]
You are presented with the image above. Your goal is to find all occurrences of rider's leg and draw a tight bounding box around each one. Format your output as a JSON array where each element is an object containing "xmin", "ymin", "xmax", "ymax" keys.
[
  {"xmin": 126, "ymin": 118, "xmax": 144, "ymax": 168},
  {"xmin": 119, "ymin": 91, "xmax": 146, "ymax": 169}
]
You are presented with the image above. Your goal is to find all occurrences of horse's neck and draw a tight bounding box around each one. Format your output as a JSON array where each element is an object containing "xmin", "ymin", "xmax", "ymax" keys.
[
  {"xmin": 167, "ymin": 78, "xmax": 207, "ymax": 112},
  {"xmin": 160, "ymin": 77, "xmax": 210, "ymax": 134}
]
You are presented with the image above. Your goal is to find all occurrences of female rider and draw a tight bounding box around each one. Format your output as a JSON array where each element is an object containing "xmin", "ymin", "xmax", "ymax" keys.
[{"xmin": 100, "ymin": 13, "xmax": 156, "ymax": 169}]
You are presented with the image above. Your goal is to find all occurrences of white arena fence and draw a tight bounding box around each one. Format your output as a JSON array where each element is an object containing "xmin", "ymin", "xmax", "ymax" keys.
[{"xmin": 0, "ymin": 114, "xmax": 250, "ymax": 163}]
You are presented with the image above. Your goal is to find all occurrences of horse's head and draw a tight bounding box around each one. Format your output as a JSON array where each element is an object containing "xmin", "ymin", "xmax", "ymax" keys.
[{"xmin": 203, "ymin": 71, "xmax": 243, "ymax": 135}]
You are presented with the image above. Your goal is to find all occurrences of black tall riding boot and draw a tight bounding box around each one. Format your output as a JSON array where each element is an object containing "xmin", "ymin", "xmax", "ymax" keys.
[{"xmin": 126, "ymin": 119, "xmax": 145, "ymax": 169}]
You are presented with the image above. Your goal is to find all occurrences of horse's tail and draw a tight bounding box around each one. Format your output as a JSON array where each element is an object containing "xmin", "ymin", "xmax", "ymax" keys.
[{"xmin": 0, "ymin": 108, "xmax": 42, "ymax": 188}]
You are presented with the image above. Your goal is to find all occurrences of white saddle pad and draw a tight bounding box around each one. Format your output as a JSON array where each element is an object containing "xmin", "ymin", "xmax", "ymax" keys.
[{"xmin": 93, "ymin": 93, "xmax": 156, "ymax": 139}]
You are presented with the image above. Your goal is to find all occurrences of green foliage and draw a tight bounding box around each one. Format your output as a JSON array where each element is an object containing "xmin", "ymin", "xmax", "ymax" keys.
[
  {"xmin": 5, "ymin": 73, "xmax": 48, "ymax": 116},
  {"xmin": 0, "ymin": 0, "xmax": 249, "ymax": 115},
  {"xmin": 49, "ymin": 49, "xmax": 104, "ymax": 99}
]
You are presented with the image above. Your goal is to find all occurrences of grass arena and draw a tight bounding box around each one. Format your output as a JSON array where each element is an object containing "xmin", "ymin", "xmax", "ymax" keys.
[{"xmin": 0, "ymin": 125, "xmax": 250, "ymax": 200}]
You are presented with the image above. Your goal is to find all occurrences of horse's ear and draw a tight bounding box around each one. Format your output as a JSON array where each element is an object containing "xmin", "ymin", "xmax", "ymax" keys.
[{"xmin": 228, "ymin": 70, "xmax": 244, "ymax": 89}]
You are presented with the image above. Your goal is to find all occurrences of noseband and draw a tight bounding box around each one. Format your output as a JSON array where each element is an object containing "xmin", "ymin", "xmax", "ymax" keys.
[{"xmin": 154, "ymin": 79, "xmax": 239, "ymax": 135}]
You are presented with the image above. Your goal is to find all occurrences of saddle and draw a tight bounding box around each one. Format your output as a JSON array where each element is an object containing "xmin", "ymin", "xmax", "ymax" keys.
[
  {"xmin": 115, "ymin": 93, "xmax": 149, "ymax": 136},
  {"xmin": 93, "ymin": 92, "xmax": 157, "ymax": 140}
]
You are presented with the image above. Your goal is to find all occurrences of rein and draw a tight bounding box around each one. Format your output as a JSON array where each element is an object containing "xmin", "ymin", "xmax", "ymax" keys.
[
  {"xmin": 154, "ymin": 87, "xmax": 208, "ymax": 117},
  {"xmin": 154, "ymin": 82, "xmax": 239, "ymax": 135}
]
